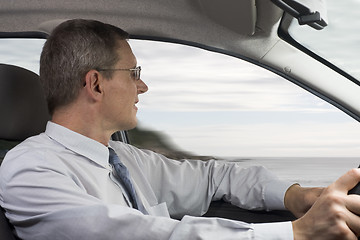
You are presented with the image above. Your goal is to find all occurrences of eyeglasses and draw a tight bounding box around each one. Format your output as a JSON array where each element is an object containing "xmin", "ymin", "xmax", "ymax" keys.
[{"xmin": 97, "ymin": 66, "xmax": 141, "ymax": 80}]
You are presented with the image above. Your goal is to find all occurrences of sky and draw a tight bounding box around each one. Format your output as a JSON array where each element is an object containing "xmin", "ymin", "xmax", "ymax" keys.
[
  {"xmin": 1, "ymin": 0, "xmax": 360, "ymax": 158},
  {"xmin": 129, "ymin": 39, "xmax": 360, "ymax": 158}
]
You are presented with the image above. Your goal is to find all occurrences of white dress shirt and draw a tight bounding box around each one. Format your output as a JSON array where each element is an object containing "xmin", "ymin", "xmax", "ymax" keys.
[{"xmin": 0, "ymin": 121, "xmax": 294, "ymax": 239}]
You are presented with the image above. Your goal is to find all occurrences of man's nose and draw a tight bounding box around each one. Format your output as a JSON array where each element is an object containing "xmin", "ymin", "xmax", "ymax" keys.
[{"xmin": 137, "ymin": 79, "xmax": 148, "ymax": 94}]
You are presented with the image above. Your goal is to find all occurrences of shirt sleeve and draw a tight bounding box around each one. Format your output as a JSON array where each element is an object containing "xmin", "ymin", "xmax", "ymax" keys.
[
  {"xmin": 121, "ymin": 144, "xmax": 294, "ymax": 217},
  {"xmin": 253, "ymin": 221, "xmax": 294, "ymax": 240}
]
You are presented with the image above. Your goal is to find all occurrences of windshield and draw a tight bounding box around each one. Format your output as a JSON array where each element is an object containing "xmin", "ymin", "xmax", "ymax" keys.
[{"xmin": 288, "ymin": 0, "xmax": 360, "ymax": 81}]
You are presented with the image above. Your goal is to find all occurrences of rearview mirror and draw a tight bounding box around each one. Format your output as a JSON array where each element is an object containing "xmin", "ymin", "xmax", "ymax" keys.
[{"xmin": 271, "ymin": 0, "xmax": 328, "ymax": 30}]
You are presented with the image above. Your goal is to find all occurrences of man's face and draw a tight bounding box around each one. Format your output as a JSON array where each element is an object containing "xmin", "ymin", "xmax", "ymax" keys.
[{"xmin": 101, "ymin": 40, "xmax": 148, "ymax": 131}]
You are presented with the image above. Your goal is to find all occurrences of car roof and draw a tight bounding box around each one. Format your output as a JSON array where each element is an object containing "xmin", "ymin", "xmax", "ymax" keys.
[
  {"xmin": 0, "ymin": 0, "xmax": 283, "ymax": 61},
  {"xmin": 1, "ymin": 0, "xmax": 360, "ymax": 121}
]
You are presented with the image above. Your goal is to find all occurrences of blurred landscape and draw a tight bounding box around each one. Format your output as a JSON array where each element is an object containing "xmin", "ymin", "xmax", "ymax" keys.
[
  {"xmin": 128, "ymin": 126, "xmax": 360, "ymax": 187},
  {"xmin": 128, "ymin": 126, "xmax": 215, "ymax": 160}
]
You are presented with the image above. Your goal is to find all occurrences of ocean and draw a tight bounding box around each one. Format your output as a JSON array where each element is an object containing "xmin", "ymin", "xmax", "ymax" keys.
[{"xmin": 225, "ymin": 157, "xmax": 360, "ymax": 187}]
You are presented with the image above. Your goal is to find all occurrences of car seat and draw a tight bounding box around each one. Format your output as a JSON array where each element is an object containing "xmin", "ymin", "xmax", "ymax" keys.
[
  {"xmin": 0, "ymin": 64, "xmax": 49, "ymax": 141},
  {"xmin": 0, "ymin": 63, "xmax": 50, "ymax": 240}
]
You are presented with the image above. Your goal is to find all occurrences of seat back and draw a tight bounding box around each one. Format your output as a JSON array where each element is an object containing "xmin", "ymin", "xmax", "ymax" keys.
[
  {"xmin": 0, "ymin": 63, "xmax": 50, "ymax": 240},
  {"xmin": 0, "ymin": 64, "xmax": 50, "ymax": 141}
]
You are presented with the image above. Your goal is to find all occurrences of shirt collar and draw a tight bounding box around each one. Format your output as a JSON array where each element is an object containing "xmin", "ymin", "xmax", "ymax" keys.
[{"xmin": 45, "ymin": 121, "xmax": 110, "ymax": 169}]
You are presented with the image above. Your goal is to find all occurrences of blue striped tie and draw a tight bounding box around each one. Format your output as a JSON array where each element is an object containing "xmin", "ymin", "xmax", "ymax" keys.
[{"xmin": 108, "ymin": 148, "xmax": 147, "ymax": 214}]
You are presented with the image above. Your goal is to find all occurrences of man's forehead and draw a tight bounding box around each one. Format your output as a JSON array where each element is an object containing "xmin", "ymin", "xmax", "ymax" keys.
[{"xmin": 116, "ymin": 40, "xmax": 137, "ymax": 66}]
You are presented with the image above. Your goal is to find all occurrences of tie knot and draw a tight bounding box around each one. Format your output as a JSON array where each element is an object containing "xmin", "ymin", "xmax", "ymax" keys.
[{"xmin": 108, "ymin": 147, "xmax": 121, "ymax": 165}]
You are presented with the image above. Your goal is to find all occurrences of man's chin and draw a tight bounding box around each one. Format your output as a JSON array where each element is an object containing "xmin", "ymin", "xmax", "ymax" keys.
[{"xmin": 122, "ymin": 120, "xmax": 138, "ymax": 131}]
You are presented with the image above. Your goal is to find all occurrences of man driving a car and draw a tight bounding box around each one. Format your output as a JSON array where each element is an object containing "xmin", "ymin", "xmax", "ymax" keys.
[{"xmin": 1, "ymin": 19, "xmax": 360, "ymax": 240}]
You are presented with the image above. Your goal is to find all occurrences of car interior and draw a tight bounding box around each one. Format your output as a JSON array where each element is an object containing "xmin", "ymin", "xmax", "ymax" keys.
[
  {"xmin": 0, "ymin": 64, "xmax": 295, "ymax": 239},
  {"xmin": 1, "ymin": 0, "xmax": 359, "ymax": 239}
]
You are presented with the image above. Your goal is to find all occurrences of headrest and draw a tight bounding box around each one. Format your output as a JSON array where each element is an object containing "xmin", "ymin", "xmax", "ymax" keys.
[{"xmin": 0, "ymin": 64, "xmax": 50, "ymax": 141}]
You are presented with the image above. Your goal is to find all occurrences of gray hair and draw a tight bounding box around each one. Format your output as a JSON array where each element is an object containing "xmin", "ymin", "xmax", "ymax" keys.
[{"xmin": 40, "ymin": 19, "xmax": 129, "ymax": 115}]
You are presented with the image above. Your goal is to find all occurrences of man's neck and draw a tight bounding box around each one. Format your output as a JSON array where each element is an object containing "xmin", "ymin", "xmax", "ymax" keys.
[{"xmin": 51, "ymin": 106, "xmax": 112, "ymax": 146}]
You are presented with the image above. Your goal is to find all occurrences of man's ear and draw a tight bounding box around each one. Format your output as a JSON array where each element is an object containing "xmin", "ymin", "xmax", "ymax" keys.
[{"xmin": 83, "ymin": 70, "xmax": 104, "ymax": 101}]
